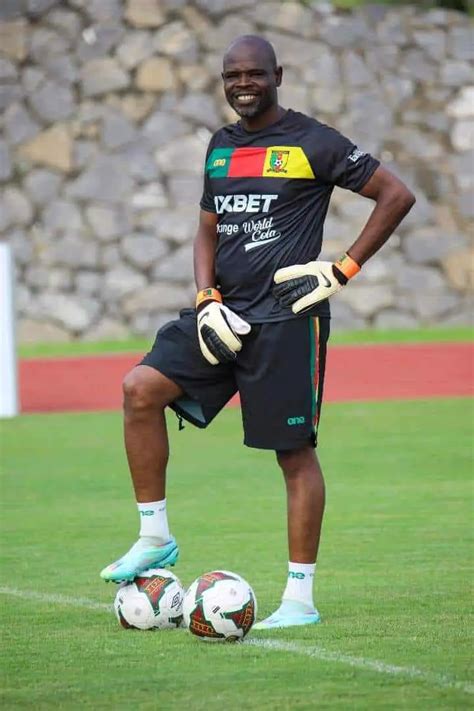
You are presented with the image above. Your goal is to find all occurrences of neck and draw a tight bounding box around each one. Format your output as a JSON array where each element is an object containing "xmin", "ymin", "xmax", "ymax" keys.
[{"xmin": 240, "ymin": 105, "xmax": 286, "ymax": 132}]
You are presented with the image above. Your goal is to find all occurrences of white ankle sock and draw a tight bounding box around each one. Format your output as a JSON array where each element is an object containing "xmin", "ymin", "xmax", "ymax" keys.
[
  {"xmin": 282, "ymin": 562, "xmax": 316, "ymax": 608},
  {"xmin": 137, "ymin": 499, "xmax": 170, "ymax": 544}
]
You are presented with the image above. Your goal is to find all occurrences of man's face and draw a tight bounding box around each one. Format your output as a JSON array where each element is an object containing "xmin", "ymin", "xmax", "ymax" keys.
[{"xmin": 222, "ymin": 49, "xmax": 281, "ymax": 119}]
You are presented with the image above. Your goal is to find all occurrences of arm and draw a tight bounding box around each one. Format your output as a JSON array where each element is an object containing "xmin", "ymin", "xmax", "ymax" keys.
[
  {"xmin": 193, "ymin": 209, "xmax": 219, "ymax": 291},
  {"xmin": 193, "ymin": 209, "xmax": 250, "ymax": 365},
  {"xmin": 273, "ymin": 164, "xmax": 416, "ymax": 313},
  {"xmin": 346, "ymin": 165, "xmax": 416, "ymax": 266}
]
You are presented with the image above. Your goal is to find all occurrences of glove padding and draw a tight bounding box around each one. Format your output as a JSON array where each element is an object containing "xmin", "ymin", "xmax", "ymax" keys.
[
  {"xmin": 273, "ymin": 261, "xmax": 348, "ymax": 314},
  {"xmin": 197, "ymin": 302, "xmax": 251, "ymax": 365}
]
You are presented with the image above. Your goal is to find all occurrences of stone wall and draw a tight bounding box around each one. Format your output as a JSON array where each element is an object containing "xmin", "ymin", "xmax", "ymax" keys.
[{"xmin": 0, "ymin": 0, "xmax": 473, "ymax": 342}]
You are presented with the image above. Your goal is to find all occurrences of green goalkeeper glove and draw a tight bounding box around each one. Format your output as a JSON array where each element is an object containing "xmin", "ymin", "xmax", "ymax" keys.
[
  {"xmin": 196, "ymin": 288, "xmax": 251, "ymax": 365},
  {"xmin": 273, "ymin": 253, "xmax": 361, "ymax": 314}
]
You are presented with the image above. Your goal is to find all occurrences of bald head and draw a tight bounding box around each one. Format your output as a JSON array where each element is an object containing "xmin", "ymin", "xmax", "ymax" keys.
[
  {"xmin": 223, "ymin": 35, "xmax": 277, "ymax": 70},
  {"xmin": 221, "ymin": 34, "xmax": 282, "ymax": 126}
]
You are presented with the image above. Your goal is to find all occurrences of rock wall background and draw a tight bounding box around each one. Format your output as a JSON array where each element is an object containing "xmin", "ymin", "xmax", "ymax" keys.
[{"xmin": 0, "ymin": 0, "xmax": 473, "ymax": 342}]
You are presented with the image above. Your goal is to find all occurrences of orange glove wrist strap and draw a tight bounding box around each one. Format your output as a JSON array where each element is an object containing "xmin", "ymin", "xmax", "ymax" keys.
[
  {"xmin": 196, "ymin": 288, "xmax": 222, "ymax": 308},
  {"xmin": 334, "ymin": 253, "xmax": 361, "ymax": 280}
]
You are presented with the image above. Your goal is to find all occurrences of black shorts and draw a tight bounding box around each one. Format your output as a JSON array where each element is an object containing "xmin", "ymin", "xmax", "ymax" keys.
[{"xmin": 141, "ymin": 309, "xmax": 330, "ymax": 451}]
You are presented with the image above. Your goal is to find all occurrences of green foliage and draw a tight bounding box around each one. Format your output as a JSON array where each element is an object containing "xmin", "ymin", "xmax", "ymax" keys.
[
  {"xmin": 1, "ymin": 400, "xmax": 473, "ymax": 708},
  {"xmin": 301, "ymin": 0, "xmax": 474, "ymax": 13}
]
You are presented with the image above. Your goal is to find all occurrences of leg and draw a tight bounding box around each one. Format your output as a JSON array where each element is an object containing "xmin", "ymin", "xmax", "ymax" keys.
[
  {"xmin": 100, "ymin": 365, "xmax": 183, "ymax": 582},
  {"xmin": 101, "ymin": 307, "xmax": 237, "ymax": 583},
  {"xmin": 123, "ymin": 365, "xmax": 183, "ymax": 502},
  {"xmin": 277, "ymin": 444, "xmax": 325, "ymax": 563},
  {"xmin": 244, "ymin": 317, "xmax": 329, "ymax": 629},
  {"xmin": 253, "ymin": 444, "xmax": 324, "ymax": 629}
]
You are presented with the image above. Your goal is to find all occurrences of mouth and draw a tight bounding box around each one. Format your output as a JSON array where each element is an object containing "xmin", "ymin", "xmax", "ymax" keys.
[{"xmin": 233, "ymin": 94, "xmax": 259, "ymax": 105}]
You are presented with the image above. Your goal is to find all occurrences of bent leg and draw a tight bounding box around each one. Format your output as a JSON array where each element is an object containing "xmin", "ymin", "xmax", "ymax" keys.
[
  {"xmin": 123, "ymin": 364, "xmax": 183, "ymax": 502},
  {"xmin": 277, "ymin": 444, "xmax": 325, "ymax": 563},
  {"xmin": 101, "ymin": 308, "xmax": 237, "ymax": 583},
  {"xmin": 100, "ymin": 366, "xmax": 183, "ymax": 582}
]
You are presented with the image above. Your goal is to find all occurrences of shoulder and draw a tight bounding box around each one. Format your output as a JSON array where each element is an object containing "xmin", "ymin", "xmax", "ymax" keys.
[
  {"xmin": 285, "ymin": 110, "xmax": 324, "ymax": 134},
  {"xmin": 292, "ymin": 112, "xmax": 347, "ymax": 145},
  {"xmin": 283, "ymin": 111, "xmax": 349, "ymax": 153},
  {"xmin": 208, "ymin": 123, "xmax": 240, "ymax": 147}
]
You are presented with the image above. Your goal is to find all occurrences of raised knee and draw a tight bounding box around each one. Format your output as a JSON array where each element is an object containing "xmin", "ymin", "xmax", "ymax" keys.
[{"xmin": 123, "ymin": 370, "xmax": 157, "ymax": 412}]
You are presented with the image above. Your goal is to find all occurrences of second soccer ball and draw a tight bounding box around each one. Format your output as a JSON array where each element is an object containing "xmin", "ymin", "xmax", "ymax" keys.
[{"xmin": 183, "ymin": 570, "xmax": 257, "ymax": 642}]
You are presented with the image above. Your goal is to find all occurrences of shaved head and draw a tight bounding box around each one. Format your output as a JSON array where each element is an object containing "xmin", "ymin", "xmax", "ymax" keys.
[
  {"xmin": 223, "ymin": 35, "xmax": 277, "ymax": 70},
  {"xmin": 221, "ymin": 34, "xmax": 282, "ymax": 128}
]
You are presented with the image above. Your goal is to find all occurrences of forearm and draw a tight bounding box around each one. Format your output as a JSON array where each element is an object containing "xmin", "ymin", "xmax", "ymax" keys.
[
  {"xmin": 347, "ymin": 188, "xmax": 415, "ymax": 266},
  {"xmin": 193, "ymin": 211, "xmax": 218, "ymax": 291},
  {"xmin": 193, "ymin": 208, "xmax": 250, "ymax": 365},
  {"xmin": 194, "ymin": 232, "xmax": 216, "ymax": 290},
  {"xmin": 273, "ymin": 167, "xmax": 415, "ymax": 314}
]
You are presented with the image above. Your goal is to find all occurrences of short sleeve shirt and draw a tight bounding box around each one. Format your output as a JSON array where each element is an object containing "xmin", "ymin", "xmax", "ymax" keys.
[{"xmin": 200, "ymin": 109, "xmax": 379, "ymax": 323}]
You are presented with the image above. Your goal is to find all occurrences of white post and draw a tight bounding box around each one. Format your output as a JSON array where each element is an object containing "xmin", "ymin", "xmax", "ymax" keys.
[{"xmin": 0, "ymin": 241, "xmax": 18, "ymax": 418}]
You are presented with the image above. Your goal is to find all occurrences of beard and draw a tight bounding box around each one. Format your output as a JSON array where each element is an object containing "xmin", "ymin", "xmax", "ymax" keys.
[{"xmin": 228, "ymin": 90, "xmax": 274, "ymax": 119}]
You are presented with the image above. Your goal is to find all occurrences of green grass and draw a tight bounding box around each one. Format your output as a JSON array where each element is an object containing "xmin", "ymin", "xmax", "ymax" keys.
[
  {"xmin": 18, "ymin": 337, "xmax": 153, "ymax": 359},
  {"xmin": 17, "ymin": 326, "xmax": 474, "ymax": 359},
  {"xmin": 330, "ymin": 326, "xmax": 473, "ymax": 345},
  {"xmin": 1, "ymin": 399, "xmax": 473, "ymax": 709},
  {"xmin": 301, "ymin": 0, "xmax": 474, "ymax": 15}
]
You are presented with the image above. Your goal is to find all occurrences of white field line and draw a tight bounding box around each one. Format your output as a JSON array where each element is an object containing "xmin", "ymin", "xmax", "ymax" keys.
[
  {"xmin": 0, "ymin": 586, "xmax": 112, "ymax": 611},
  {"xmin": 247, "ymin": 639, "xmax": 474, "ymax": 696},
  {"xmin": 1, "ymin": 586, "xmax": 472, "ymax": 696}
]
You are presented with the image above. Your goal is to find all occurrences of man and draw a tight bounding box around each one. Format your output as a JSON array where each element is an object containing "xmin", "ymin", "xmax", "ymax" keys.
[{"xmin": 100, "ymin": 35, "xmax": 415, "ymax": 629}]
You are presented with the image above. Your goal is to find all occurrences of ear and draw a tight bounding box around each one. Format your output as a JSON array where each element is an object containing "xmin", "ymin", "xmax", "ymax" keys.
[{"xmin": 275, "ymin": 66, "xmax": 283, "ymax": 87}]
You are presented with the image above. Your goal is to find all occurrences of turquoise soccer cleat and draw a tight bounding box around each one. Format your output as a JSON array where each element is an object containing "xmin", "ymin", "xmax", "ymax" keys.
[
  {"xmin": 100, "ymin": 537, "xmax": 179, "ymax": 582},
  {"xmin": 253, "ymin": 600, "xmax": 321, "ymax": 630}
]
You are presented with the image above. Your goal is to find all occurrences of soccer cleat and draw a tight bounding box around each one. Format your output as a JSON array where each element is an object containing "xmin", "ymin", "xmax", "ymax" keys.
[
  {"xmin": 253, "ymin": 600, "xmax": 321, "ymax": 630},
  {"xmin": 100, "ymin": 537, "xmax": 179, "ymax": 582}
]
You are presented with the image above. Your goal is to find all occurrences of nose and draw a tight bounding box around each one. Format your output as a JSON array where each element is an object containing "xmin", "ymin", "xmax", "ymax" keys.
[{"xmin": 234, "ymin": 72, "xmax": 253, "ymax": 88}]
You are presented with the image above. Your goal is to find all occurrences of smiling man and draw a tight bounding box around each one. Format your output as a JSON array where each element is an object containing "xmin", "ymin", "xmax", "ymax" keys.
[{"xmin": 100, "ymin": 36, "xmax": 415, "ymax": 630}]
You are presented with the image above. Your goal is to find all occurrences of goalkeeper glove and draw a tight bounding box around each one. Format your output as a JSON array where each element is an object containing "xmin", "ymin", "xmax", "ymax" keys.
[
  {"xmin": 273, "ymin": 253, "xmax": 361, "ymax": 314},
  {"xmin": 196, "ymin": 288, "xmax": 251, "ymax": 365}
]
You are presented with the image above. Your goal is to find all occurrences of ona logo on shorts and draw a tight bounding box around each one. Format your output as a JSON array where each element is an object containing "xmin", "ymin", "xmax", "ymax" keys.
[
  {"xmin": 287, "ymin": 416, "xmax": 305, "ymax": 426},
  {"xmin": 214, "ymin": 194, "xmax": 278, "ymax": 214}
]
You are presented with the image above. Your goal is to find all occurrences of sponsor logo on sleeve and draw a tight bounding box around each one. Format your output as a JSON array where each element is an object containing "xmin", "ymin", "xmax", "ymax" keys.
[{"xmin": 348, "ymin": 148, "xmax": 366, "ymax": 163}]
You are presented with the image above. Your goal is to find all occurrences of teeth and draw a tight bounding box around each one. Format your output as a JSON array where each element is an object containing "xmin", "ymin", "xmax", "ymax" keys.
[{"xmin": 236, "ymin": 95, "xmax": 256, "ymax": 102}]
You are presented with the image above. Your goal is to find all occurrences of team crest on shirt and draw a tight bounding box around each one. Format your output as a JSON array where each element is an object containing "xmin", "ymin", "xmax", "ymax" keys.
[{"xmin": 267, "ymin": 149, "xmax": 290, "ymax": 174}]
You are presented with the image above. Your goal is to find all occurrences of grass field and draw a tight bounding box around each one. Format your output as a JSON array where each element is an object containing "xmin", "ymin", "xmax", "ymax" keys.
[
  {"xmin": 1, "ymin": 398, "xmax": 473, "ymax": 709},
  {"xmin": 17, "ymin": 326, "xmax": 474, "ymax": 359},
  {"xmin": 302, "ymin": 0, "xmax": 474, "ymax": 17}
]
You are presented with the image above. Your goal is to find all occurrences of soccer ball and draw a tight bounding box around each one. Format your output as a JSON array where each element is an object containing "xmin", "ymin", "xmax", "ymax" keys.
[
  {"xmin": 183, "ymin": 570, "xmax": 257, "ymax": 642},
  {"xmin": 114, "ymin": 568, "xmax": 184, "ymax": 630}
]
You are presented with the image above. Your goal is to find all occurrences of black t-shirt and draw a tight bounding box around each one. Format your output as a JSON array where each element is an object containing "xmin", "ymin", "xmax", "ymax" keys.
[{"xmin": 200, "ymin": 109, "xmax": 379, "ymax": 323}]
